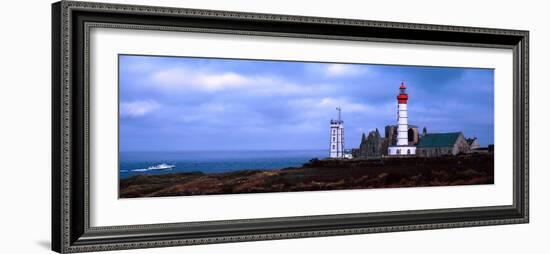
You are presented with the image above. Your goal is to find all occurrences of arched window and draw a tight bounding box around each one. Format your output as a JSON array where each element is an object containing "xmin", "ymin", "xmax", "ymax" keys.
[
  {"xmin": 408, "ymin": 129, "xmax": 414, "ymax": 142},
  {"xmin": 407, "ymin": 149, "xmax": 410, "ymax": 155},
  {"xmin": 397, "ymin": 149, "xmax": 401, "ymax": 155}
]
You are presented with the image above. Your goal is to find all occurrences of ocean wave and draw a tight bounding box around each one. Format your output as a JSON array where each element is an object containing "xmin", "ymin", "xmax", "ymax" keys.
[{"xmin": 131, "ymin": 168, "xmax": 150, "ymax": 172}]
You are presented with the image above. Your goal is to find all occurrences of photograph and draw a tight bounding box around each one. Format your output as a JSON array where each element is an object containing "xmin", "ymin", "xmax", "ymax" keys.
[
  {"xmin": 118, "ymin": 55, "xmax": 495, "ymax": 198},
  {"xmin": 47, "ymin": 1, "xmax": 532, "ymax": 252}
]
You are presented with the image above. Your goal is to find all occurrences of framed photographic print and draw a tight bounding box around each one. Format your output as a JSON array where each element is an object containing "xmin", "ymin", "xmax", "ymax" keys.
[{"xmin": 52, "ymin": 1, "xmax": 529, "ymax": 253}]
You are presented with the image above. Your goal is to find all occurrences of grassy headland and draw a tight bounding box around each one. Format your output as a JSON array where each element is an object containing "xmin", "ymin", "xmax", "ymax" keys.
[{"xmin": 119, "ymin": 153, "xmax": 493, "ymax": 198}]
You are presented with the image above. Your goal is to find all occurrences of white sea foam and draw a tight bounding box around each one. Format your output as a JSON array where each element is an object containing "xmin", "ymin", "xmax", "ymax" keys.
[{"xmin": 131, "ymin": 168, "xmax": 150, "ymax": 172}]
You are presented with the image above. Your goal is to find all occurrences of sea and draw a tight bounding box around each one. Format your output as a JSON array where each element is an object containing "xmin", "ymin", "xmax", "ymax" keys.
[{"xmin": 119, "ymin": 150, "xmax": 327, "ymax": 179}]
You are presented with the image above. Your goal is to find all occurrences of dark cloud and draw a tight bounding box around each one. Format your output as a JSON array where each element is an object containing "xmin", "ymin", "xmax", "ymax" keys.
[{"xmin": 119, "ymin": 55, "xmax": 494, "ymax": 151}]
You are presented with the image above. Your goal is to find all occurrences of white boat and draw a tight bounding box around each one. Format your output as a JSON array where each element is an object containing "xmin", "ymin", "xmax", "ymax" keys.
[
  {"xmin": 147, "ymin": 163, "xmax": 175, "ymax": 171},
  {"xmin": 132, "ymin": 163, "xmax": 175, "ymax": 172}
]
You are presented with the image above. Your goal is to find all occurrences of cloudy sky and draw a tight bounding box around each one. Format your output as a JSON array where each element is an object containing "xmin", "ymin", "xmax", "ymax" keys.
[{"xmin": 119, "ymin": 55, "xmax": 494, "ymax": 151}]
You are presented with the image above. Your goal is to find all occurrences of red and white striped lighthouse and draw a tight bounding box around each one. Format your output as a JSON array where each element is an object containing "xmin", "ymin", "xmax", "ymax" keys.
[
  {"xmin": 388, "ymin": 82, "xmax": 416, "ymax": 156},
  {"xmin": 396, "ymin": 82, "xmax": 409, "ymax": 146}
]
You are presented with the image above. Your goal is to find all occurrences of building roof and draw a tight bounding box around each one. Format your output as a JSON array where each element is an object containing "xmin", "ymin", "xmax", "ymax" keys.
[{"xmin": 417, "ymin": 132, "xmax": 462, "ymax": 148}]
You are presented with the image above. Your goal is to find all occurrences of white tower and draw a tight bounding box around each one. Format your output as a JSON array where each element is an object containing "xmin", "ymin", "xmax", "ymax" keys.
[
  {"xmin": 396, "ymin": 83, "xmax": 409, "ymax": 146},
  {"xmin": 329, "ymin": 107, "xmax": 345, "ymax": 158},
  {"xmin": 388, "ymin": 82, "xmax": 416, "ymax": 156}
]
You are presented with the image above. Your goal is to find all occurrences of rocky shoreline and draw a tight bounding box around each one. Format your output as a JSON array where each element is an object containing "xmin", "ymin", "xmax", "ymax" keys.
[{"xmin": 119, "ymin": 153, "xmax": 494, "ymax": 198}]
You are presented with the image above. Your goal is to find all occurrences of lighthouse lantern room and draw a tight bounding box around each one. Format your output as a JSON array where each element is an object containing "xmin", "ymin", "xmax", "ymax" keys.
[{"xmin": 388, "ymin": 82, "xmax": 416, "ymax": 156}]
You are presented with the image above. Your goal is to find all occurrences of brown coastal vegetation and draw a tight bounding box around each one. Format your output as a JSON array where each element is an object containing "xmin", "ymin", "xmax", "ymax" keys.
[{"xmin": 119, "ymin": 153, "xmax": 493, "ymax": 198}]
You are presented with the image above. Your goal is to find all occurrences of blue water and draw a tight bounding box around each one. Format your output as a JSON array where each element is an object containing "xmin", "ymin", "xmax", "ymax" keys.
[{"xmin": 119, "ymin": 150, "xmax": 327, "ymax": 179}]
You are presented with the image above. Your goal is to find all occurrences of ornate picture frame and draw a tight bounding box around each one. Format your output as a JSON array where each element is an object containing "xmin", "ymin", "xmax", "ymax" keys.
[{"xmin": 52, "ymin": 1, "xmax": 529, "ymax": 253}]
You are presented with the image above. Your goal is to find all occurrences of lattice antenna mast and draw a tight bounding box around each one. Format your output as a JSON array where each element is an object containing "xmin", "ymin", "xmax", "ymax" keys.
[{"xmin": 336, "ymin": 106, "xmax": 341, "ymax": 122}]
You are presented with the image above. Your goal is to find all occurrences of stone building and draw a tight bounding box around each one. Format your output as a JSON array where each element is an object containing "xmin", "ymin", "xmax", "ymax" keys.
[
  {"xmin": 352, "ymin": 129, "xmax": 384, "ymax": 159},
  {"xmin": 385, "ymin": 124, "xmax": 420, "ymax": 147},
  {"xmin": 352, "ymin": 125, "xmax": 421, "ymax": 158},
  {"xmin": 416, "ymin": 132, "xmax": 470, "ymax": 157}
]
